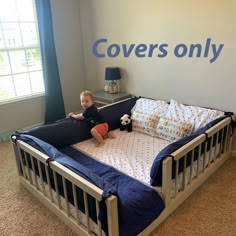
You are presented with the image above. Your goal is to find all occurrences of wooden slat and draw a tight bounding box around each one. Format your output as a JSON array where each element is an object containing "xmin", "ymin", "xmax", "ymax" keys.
[
  {"xmin": 182, "ymin": 155, "xmax": 187, "ymax": 191},
  {"xmin": 96, "ymin": 200, "xmax": 102, "ymax": 236},
  {"xmin": 203, "ymin": 142, "xmax": 207, "ymax": 173},
  {"xmin": 196, "ymin": 144, "xmax": 201, "ymax": 178},
  {"xmin": 50, "ymin": 161, "xmax": 103, "ymax": 201},
  {"xmin": 45, "ymin": 165, "xmax": 53, "ymax": 202},
  {"xmin": 213, "ymin": 132, "xmax": 219, "ymax": 162},
  {"xmin": 37, "ymin": 159, "xmax": 46, "ymax": 196},
  {"xmin": 190, "ymin": 150, "xmax": 194, "ymax": 184},
  {"xmin": 175, "ymin": 160, "xmax": 179, "ymax": 197},
  {"xmin": 208, "ymin": 137, "xmax": 214, "ymax": 167},
  {"xmin": 72, "ymin": 184, "xmax": 80, "ymax": 225},
  {"xmin": 220, "ymin": 128, "xmax": 224, "ymax": 155},
  {"xmin": 30, "ymin": 155, "xmax": 39, "ymax": 189},
  {"xmin": 223, "ymin": 125, "xmax": 229, "ymax": 153},
  {"xmin": 24, "ymin": 153, "xmax": 33, "ymax": 184},
  {"xmin": 62, "ymin": 177, "xmax": 70, "ymax": 217},
  {"xmin": 83, "ymin": 192, "xmax": 91, "ymax": 234},
  {"xmin": 53, "ymin": 170, "xmax": 62, "ymax": 209},
  {"xmin": 18, "ymin": 148, "xmax": 26, "ymax": 179}
]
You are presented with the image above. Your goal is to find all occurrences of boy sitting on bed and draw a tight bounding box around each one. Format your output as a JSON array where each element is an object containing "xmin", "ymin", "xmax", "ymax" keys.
[{"xmin": 68, "ymin": 90, "xmax": 115, "ymax": 147}]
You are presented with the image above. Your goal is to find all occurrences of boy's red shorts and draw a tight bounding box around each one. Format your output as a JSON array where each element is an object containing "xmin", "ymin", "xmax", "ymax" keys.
[{"xmin": 94, "ymin": 122, "xmax": 109, "ymax": 137}]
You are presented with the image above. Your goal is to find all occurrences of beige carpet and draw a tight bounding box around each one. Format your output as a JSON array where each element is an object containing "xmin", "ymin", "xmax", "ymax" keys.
[{"xmin": 0, "ymin": 141, "xmax": 235, "ymax": 236}]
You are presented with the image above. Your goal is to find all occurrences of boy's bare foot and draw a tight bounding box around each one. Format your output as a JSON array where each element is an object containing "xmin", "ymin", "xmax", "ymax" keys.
[
  {"xmin": 96, "ymin": 141, "xmax": 105, "ymax": 147},
  {"xmin": 103, "ymin": 134, "xmax": 109, "ymax": 139},
  {"xmin": 107, "ymin": 131, "xmax": 115, "ymax": 139}
]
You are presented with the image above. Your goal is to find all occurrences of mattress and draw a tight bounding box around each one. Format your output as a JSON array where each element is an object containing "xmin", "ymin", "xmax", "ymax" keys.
[
  {"xmin": 73, "ymin": 129, "xmax": 171, "ymax": 186},
  {"xmin": 73, "ymin": 129, "xmax": 221, "ymax": 197}
]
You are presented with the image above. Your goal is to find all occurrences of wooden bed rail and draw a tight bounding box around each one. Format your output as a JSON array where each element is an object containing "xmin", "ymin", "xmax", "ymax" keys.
[
  {"xmin": 50, "ymin": 161, "xmax": 103, "ymax": 201},
  {"xmin": 162, "ymin": 116, "xmax": 233, "ymax": 207},
  {"xmin": 12, "ymin": 139, "xmax": 119, "ymax": 236},
  {"xmin": 17, "ymin": 140, "xmax": 50, "ymax": 164},
  {"xmin": 149, "ymin": 116, "xmax": 234, "ymax": 236},
  {"xmin": 172, "ymin": 135, "xmax": 205, "ymax": 161},
  {"xmin": 205, "ymin": 116, "xmax": 232, "ymax": 137},
  {"xmin": 172, "ymin": 117, "xmax": 232, "ymax": 161}
]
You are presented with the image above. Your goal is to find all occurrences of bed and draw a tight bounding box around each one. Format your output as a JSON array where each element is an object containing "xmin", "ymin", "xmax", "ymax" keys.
[{"xmin": 11, "ymin": 97, "xmax": 235, "ymax": 236}]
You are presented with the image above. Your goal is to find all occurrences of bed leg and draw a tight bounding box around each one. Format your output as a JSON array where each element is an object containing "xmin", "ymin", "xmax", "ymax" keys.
[
  {"xmin": 106, "ymin": 195, "xmax": 119, "ymax": 236},
  {"xmin": 162, "ymin": 156, "xmax": 172, "ymax": 207}
]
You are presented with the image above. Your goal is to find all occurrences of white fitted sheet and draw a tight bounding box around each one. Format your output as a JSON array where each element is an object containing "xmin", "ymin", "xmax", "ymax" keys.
[
  {"xmin": 73, "ymin": 129, "xmax": 221, "ymax": 196},
  {"xmin": 73, "ymin": 129, "xmax": 171, "ymax": 185}
]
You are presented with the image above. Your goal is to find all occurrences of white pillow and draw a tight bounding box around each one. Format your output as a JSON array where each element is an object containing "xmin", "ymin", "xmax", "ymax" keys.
[
  {"xmin": 165, "ymin": 99, "xmax": 224, "ymax": 132},
  {"xmin": 132, "ymin": 110, "xmax": 160, "ymax": 136},
  {"xmin": 156, "ymin": 117, "xmax": 194, "ymax": 142},
  {"xmin": 131, "ymin": 98, "xmax": 169, "ymax": 116}
]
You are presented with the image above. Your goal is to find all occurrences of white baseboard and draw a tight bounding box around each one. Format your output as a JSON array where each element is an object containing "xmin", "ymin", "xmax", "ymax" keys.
[{"xmin": 231, "ymin": 151, "xmax": 236, "ymax": 157}]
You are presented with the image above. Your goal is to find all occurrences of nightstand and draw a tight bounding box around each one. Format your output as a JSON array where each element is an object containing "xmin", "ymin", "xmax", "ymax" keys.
[{"xmin": 93, "ymin": 90, "xmax": 132, "ymax": 107}]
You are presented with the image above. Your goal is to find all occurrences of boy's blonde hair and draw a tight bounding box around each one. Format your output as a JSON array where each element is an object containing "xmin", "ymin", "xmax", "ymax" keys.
[{"xmin": 80, "ymin": 90, "xmax": 94, "ymax": 101}]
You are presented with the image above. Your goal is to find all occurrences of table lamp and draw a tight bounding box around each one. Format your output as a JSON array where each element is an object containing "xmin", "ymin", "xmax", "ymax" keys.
[{"xmin": 105, "ymin": 67, "xmax": 121, "ymax": 94}]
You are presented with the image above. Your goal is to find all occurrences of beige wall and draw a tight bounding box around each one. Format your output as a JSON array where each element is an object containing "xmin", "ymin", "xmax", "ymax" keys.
[
  {"xmin": 79, "ymin": 0, "xmax": 236, "ymax": 148},
  {"xmin": 81, "ymin": 0, "xmax": 235, "ymax": 110},
  {"xmin": 0, "ymin": 96, "xmax": 45, "ymax": 134},
  {"xmin": 0, "ymin": 0, "xmax": 85, "ymax": 135}
]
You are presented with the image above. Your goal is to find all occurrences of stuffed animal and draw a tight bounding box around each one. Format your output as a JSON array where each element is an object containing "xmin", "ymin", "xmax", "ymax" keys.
[{"xmin": 120, "ymin": 114, "xmax": 132, "ymax": 132}]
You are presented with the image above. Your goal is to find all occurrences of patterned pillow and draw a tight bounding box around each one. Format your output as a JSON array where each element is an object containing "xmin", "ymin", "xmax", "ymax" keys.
[
  {"xmin": 156, "ymin": 117, "xmax": 193, "ymax": 142},
  {"xmin": 132, "ymin": 111, "xmax": 160, "ymax": 136},
  {"xmin": 131, "ymin": 98, "xmax": 169, "ymax": 116},
  {"xmin": 166, "ymin": 99, "xmax": 224, "ymax": 132}
]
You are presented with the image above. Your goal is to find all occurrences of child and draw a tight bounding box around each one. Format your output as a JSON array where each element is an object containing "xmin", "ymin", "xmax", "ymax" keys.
[{"xmin": 68, "ymin": 90, "xmax": 114, "ymax": 146}]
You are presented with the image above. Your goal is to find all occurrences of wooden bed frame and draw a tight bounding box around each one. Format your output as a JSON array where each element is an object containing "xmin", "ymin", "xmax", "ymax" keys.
[{"xmin": 11, "ymin": 113, "xmax": 234, "ymax": 236}]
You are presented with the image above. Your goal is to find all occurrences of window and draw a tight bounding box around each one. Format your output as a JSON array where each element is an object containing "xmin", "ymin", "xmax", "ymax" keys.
[{"xmin": 0, "ymin": 0, "xmax": 44, "ymax": 104}]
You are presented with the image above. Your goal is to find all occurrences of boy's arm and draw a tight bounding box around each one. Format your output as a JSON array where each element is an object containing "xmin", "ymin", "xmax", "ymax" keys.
[{"xmin": 68, "ymin": 112, "xmax": 85, "ymax": 120}]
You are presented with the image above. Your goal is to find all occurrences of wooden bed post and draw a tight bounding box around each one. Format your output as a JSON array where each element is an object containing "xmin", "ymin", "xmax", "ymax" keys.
[
  {"xmin": 228, "ymin": 115, "xmax": 235, "ymax": 154},
  {"xmin": 162, "ymin": 156, "xmax": 172, "ymax": 207},
  {"xmin": 11, "ymin": 137, "xmax": 22, "ymax": 176},
  {"xmin": 106, "ymin": 195, "xmax": 119, "ymax": 236}
]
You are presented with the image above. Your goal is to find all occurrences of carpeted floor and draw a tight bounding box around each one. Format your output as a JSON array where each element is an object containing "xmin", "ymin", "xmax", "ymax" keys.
[{"xmin": 0, "ymin": 141, "xmax": 235, "ymax": 236}]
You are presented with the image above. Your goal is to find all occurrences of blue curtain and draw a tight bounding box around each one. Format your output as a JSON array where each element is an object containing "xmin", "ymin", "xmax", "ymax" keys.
[{"xmin": 35, "ymin": 0, "xmax": 66, "ymax": 123}]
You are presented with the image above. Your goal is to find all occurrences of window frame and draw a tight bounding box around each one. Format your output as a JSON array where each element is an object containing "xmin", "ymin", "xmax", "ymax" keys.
[{"xmin": 0, "ymin": 0, "xmax": 45, "ymax": 106}]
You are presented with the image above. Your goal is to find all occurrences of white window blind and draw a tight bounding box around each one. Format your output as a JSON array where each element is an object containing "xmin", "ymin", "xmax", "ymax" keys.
[{"xmin": 0, "ymin": 0, "xmax": 44, "ymax": 104}]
